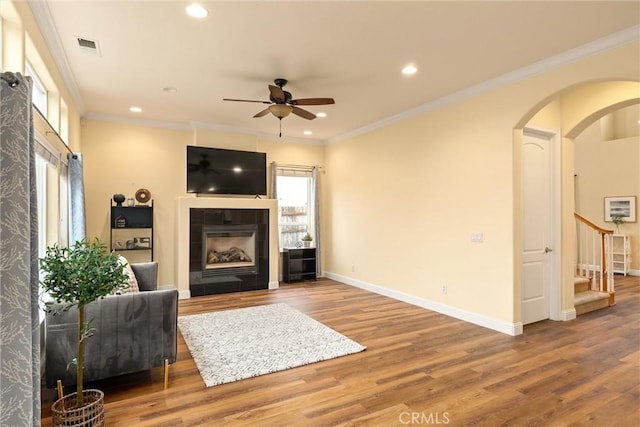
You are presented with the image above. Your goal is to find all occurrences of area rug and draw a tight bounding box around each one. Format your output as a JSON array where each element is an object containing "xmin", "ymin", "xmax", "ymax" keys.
[{"xmin": 178, "ymin": 303, "xmax": 366, "ymax": 387}]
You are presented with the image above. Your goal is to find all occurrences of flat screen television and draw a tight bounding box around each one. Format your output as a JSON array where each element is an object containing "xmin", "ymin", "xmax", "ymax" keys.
[{"xmin": 186, "ymin": 146, "xmax": 267, "ymax": 196}]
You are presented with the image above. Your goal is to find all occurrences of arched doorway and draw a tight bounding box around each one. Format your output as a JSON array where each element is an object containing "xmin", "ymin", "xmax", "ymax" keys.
[{"xmin": 514, "ymin": 80, "xmax": 640, "ymax": 326}]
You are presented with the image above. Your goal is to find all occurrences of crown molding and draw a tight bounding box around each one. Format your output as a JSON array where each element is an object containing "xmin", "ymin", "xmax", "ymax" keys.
[
  {"xmin": 83, "ymin": 114, "xmax": 324, "ymax": 145},
  {"xmin": 326, "ymin": 25, "xmax": 640, "ymax": 145},
  {"xmin": 28, "ymin": 0, "xmax": 85, "ymax": 114}
]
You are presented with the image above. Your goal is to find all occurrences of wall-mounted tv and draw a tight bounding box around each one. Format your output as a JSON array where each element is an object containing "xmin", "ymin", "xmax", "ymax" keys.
[{"xmin": 186, "ymin": 146, "xmax": 267, "ymax": 196}]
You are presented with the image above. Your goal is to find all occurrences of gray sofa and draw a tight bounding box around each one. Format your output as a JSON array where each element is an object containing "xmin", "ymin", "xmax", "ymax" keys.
[{"xmin": 45, "ymin": 262, "xmax": 178, "ymax": 388}]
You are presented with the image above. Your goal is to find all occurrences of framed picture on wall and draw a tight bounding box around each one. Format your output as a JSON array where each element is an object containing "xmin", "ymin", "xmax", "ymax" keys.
[{"xmin": 604, "ymin": 196, "xmax": 636, "ymax": 222}]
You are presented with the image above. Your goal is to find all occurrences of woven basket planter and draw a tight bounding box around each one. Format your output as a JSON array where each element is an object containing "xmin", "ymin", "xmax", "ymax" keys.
[{"xmin": 51, "ymin": 389, "xmax": 105, "ymax": 427}]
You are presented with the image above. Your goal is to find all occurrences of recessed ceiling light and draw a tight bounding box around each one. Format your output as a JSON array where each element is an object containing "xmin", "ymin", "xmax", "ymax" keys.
[
  {"xmin": 304, "ymin": 130, "xmax": 313, "ymax": 135},
  {"xmin": 316, "ymin": 112, "xmax": 327, "ymax": 118},
  {"xmin": 402, "ymin": 64, "xmax": 418, "ymax": 75},
  {"xmin": 162, "ymin": 87, "xmax": 178, "ymax": 93},
  {"xmin": 186, "ymin": 4, "xmax": 208, "ymax": 19},
  {"xmin": 129, "ymin": 106, "xmax": 142, "ymax": 113}
]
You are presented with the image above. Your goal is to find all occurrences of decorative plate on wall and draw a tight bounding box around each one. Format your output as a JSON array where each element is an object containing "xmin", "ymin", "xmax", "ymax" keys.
[{"xmin": 135, "ymin": 188, "xmax": 151, "ymax": 204}]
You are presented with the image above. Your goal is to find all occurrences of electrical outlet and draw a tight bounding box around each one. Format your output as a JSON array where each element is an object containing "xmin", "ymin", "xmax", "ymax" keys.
[
  {"xmin": 441, "ymin": 283, "xmax": 447, "ymax": 294},
  {"xmin": 351, "ymin": 264, "xmax": 355, "ymax": 272},
  {"xmin": 471, "ymin": 232, "xmax": 483, "ymax": 243}
]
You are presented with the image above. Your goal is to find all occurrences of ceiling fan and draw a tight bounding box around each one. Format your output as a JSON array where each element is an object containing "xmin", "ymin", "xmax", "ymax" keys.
[{"xmin": 223, "ymin": 78, "xmax": 335, "ymax": 136}]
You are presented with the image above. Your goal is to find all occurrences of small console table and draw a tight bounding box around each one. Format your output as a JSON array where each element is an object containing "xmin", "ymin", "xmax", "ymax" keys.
[{"xmin": 282, "ymin": 248, "xmax": 317, "ymax": 283}]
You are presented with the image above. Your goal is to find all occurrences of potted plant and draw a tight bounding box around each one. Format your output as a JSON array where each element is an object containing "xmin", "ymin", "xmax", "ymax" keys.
[
  {"xmin": 301, "ymin": 232, "xmax": 313, "ymax": 248},
  {"xmin": 611, "ymin": 215, "xmax": 625, "ymax": 233},
  {"xmin": 40, "ymin": 238, "xmax": 128, "ymax": 426}
]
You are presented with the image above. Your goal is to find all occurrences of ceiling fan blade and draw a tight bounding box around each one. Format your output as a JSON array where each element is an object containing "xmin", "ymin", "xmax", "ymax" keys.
[
  {"xmin": 223, "ymin": 98, "xmax": 271, "ymax": 104},
  {"xmin": 269, "ymin": 85, "xmax": 285, "ymax": 102},
  {"xmin": 291, "ymin": 106, "xmax": 316, "ymax": 120},
  {"xmin": 290, "ymin": 98, "xmax": 335, "ymax": 106},
  {"xmin": 253, "ymin": 108, "xmax": 271, "ymax": 118}
]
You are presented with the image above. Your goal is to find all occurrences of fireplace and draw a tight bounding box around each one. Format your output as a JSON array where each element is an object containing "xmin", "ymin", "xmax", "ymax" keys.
[
  {"xmin": 202, "ymin": 225, "xmax": 257, "ymax": 276},
  {"xmin": 189, "ymin": 208, "xmax": 269, "ymax": 296}
]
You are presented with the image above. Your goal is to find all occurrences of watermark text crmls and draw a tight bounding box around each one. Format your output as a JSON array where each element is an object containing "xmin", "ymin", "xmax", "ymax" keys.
[{"xmin": 399, "ymin": 411, "xmax": 450, "ymax": 425}]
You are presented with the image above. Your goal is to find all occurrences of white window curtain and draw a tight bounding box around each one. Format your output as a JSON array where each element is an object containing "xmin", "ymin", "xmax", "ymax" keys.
[{"xmin": 271, "ymin": 162, "xmax": 322, "ymax": 275}]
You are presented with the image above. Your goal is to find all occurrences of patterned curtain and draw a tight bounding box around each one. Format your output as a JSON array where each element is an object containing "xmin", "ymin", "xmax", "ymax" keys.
[
  {"xmin": 0, "ymin": 72, "xmax": 41, "ymax": 425},
  {"xmin": 68, "ymin": 153, "xmax": 87, "ymax": 243}
]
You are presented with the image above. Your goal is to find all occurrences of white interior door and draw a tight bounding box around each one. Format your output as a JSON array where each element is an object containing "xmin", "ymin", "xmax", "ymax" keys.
[{"xmin": 522, "ymin": 130, "xmax": 555, "ymax": 325}]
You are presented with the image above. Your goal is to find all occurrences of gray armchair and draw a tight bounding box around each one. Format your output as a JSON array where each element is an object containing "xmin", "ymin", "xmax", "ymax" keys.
[{"xmin": 45, "ymin": 262, "xmax": 178, "ymax": 388}]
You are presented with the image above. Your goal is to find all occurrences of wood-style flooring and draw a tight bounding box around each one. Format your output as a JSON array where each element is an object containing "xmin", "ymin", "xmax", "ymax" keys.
[{"xmin": 41, "ymin": 275, "xmax": 640, "ymax": 426}]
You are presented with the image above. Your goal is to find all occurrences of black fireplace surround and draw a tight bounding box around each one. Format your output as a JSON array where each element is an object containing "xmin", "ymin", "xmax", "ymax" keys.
[{"xmin": 189, "ymin": 208, "xmax": 269, "ymax": 296}]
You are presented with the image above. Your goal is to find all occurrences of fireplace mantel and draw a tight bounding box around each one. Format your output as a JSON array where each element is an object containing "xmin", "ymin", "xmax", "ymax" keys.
[{"xmin": 175, "ymin": 197, "xmax": 279, "ymax": 298}]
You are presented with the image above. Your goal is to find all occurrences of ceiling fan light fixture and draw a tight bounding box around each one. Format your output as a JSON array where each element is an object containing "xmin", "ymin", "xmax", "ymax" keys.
[
  {"xmin": 269, "ymin": 104, "xmax": 293, "ymax": 119},
  {"xmin": 402, "ymin": 64, "xmax": 418, "ymax": 75},
  {"xmin": 186, "ymin": 4, "xmax": 208, "ymax": 19}
]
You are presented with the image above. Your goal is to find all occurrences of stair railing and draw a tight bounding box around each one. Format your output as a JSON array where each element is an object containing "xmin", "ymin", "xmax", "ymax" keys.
[{"xmin": 574, "ymin": 213, "xmax": 614, "ymax": 293}]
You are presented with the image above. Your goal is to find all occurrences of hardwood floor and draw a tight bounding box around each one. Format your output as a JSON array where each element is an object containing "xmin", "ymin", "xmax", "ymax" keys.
[{"xmin": 41, "ymin": 275, "xmax": 640, "ymax": 426}]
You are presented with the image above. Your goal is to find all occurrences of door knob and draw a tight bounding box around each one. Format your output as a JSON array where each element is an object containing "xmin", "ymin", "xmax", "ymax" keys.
[{"xmin": 545, "ymin": 247, "xmax": 553, "ymax": 253}]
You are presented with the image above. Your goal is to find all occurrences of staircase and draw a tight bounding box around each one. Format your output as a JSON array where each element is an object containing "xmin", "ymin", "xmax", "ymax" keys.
[
  {"xmin": 574, "ymin": 275, "xmax": 611, "ymax": 315},
  {"xmin": 574, "ymin": 213, "xmax": 615, "ymax": 315}
]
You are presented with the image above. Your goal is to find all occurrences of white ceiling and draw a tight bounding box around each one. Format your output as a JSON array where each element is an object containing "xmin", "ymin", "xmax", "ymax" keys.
[{"xmin": 32, "ymin": 1, "xmax": 639, "ymax": 143}]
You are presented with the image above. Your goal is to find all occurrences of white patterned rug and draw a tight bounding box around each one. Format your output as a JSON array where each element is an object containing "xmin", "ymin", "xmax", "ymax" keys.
[{"xmin": 178, "ymin": 303, "xmax": 366, "ymax": 387}]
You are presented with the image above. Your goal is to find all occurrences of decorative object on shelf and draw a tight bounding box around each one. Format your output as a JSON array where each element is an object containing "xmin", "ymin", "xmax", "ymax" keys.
[
  {"xmin": 40, "ymin": 239, "xmax": 129, "ymax": 426},
  {"xmin": 126, "ymin": 239, "xmax": 135, "ymax": 250},
  {"xmin": 301, "ymin": 232, "xmax": 313, "ymax": 248},
  {"xmin": 611, "ymin": 215, "xmax": 625, "ymax": 233},
  {"xmin": 115, "ymin": 215, "xmax": 126, "ymax": 228},
  {"xmin": 604, "ymin": 196, "xmax": 636, "ymax": 223},
  {"xmin": 112, "ymin": 193, "xmax": 125, "ymax": 206},
  {"xmin": 135, "ymin": 188, "xmax": 151, "ymax": 205},
  {"xmin": 134, "ymin": 237, "xmax": 151, "ymax": 249},
  {"xmin": 126, "ymin": 198, "xmax": 135, "ymax": 207}
]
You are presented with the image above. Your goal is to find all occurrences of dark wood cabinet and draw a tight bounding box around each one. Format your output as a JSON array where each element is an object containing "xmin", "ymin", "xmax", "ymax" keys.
[
  {"xmin": 282, "ymin": 248, "xmax": 316, "ymax": 283},
  {"xmin": 110, "ymin": 200, "xmax": 154, "ymax": 261}
]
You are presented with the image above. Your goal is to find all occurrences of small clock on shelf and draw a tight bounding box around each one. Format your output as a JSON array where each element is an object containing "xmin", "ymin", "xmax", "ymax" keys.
[{"xmin": 135, "ymin": 188, "xmax": 151, "ymax": 205}]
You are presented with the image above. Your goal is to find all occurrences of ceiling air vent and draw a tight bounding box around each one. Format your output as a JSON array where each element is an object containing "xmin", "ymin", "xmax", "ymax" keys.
[{"xmin": 76, "ymin": 37, "xmax": 101, "ymax": 56}]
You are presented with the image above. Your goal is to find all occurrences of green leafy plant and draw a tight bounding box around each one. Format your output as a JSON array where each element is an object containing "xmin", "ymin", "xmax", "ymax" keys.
[
  {"xmin": 40, "ymin": 239, "xmax": 128, "ymax": 408},
  {"xmin": 302, "ymin": 233, "xmax": 313, "ymax": 242},
  {"xmin": 611, "ymin": 215, "xmax": 625, "ymax": 226}
]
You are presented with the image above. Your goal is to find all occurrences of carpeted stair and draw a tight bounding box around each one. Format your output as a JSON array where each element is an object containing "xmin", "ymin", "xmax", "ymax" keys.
[{"xmin": 574, "ymin": 275, "xmax": 610, "ymax": 316}]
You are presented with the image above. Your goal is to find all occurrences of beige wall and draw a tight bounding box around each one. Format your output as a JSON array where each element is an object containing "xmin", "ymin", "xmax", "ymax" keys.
[
  {"xmin": 81, "ymin": 120, "xmax": 324, "ymax": 284},
  {"xmin": 323, "ymin": 42, "xmax": 639, "ymax": 329}
]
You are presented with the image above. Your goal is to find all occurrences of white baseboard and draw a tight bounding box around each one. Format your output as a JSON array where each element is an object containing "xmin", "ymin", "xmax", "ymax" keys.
[
  {"xmin": 559, "ymin": 308, "xmax": 577, "ymax": 321},
  {"xmin": 324, "ymin": 271, "xmax": 523, "ymax": 336},
  {"xmin": 626, "ymin": 269, "xmax": 640, "ymax": 277},
  {"xmin": 269, "ymin": 280, "xmax": 280, "ymax": 289}
]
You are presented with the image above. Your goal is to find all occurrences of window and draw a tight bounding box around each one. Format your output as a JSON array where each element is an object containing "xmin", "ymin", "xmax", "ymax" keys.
[
  {"xmin": 276, "ymin": 169, "xmax": 316, "ymax": 249},
  {"xmin": 35, "ymin": 154, "xmax": 48, "ymax": 260},
  {"xmin": 25, "ymin": 61, "xmax": 47, "ymax": 118},
  {"xmin": 34, "ymin": 135, "xmax": 68, "ymax": 259}
]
